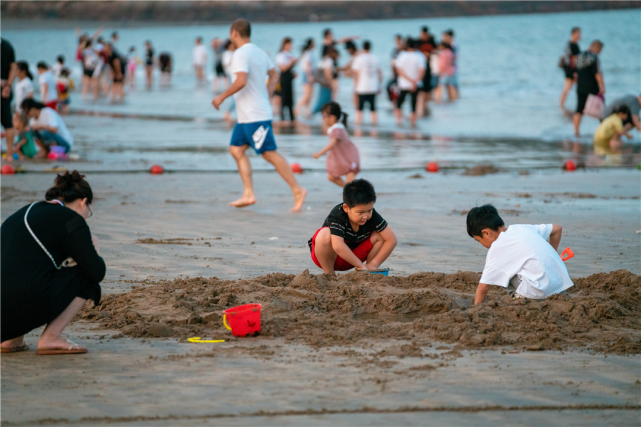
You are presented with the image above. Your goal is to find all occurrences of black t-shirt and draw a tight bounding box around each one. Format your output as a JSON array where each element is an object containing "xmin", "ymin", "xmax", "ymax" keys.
[
  {"xmin": 310, "ymin": 203, "xmax": 388, "ymax": 250},
  {"xmin": 1, "ymin": 38, "xmax": 16, "ymax": 80},
  {"xmin": 145, "ymin": 47, "xmax": 154, "ymax": 65},
  {"xmin": 108, "ymin": 52, "xmax": 126, "ymax": 74},
  {"xmin": 576, "ymin": 51, "xmax": 601, "ymax": 94}
]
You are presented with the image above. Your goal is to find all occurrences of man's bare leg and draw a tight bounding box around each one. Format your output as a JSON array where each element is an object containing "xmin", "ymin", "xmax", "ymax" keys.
[
  {"xmin": 573, "ymin": 113, "xmax": 582, "ymax": 137},
  {"xmin": 395, "ymin": 108, "xmax": 403, "ymax": 126},
  {"xmin": 313, "ymin": 228, "xmax": 337, "ymax": 274},
  {"xmin": 355, "ymin": 111, "xmax": 363, "ymax": 125},
  {"xmin": 328, "ymin": 174, "xmax": 345, "ymax": 188},
  {"xmin": 229, "ymin": 145, "xmax": 256, "ymax": 207},
  {"xmin": 371, "ymin": 111, "xmax": 378, "ymax": 125},
  {"xmin": 38, "ymin": 297, "xmax": 87, "ymax": 351},
  {"xmin": 261, "ymin": 150, "xmax": 307, "ymax": 211}
]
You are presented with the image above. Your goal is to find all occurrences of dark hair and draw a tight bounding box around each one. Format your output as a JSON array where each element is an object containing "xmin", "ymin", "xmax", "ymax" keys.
[
  {"xmin": 85, "ymin": 39, "xmax": 92, "ymax": 48},
  {"xmin": 571, "ymin": 27, "xmax": 581, "ymax": 34},
  {"xmin": 395, "ymin": 34, "xmax": 402, "ymax": 39},
  {"xmin": 57, "ymin": 55, "xmax": 65, "ymax": 64},
  {"xmin": 45, "ymin": 170, "xmax": 94, "ymax": 205},
  {"xmin": 224, "ymin": 39, "xmax": 233, "ymax": 49},
  {"xmin": 36, "ymin": 61, "xmax": 49, "ymax": 70},
  {"xmin": 21, "ymin": 98, "xmax": 46, "ymax": 113},
  {"xmin": 406, "ymin": 38, "xmax": 416, "ymax": 49},
  {"xmin": 445, "ymin": 29, "xmax": 454, "ymax": 37},
  {"xmin": 301, "ymin": 37, "xmax": 314, "ymax": 53},
  {"xmin": 615, "ymin": 105, "xmax": 631, "ymax": 116},
  {"xmin": 590, "ymin": 39, "xmax": 604, "ymax": 50},
  {"xmin": 231, "ymin": 19, "xmax": 251, "ymax": 38},
  {"xmin": 16, "ymin": 61, "xmax": 33, "ymax": 80},
  {"xmin": 421, "ymin": 26, "xmax": 429, "ymax": 33},
  {"xmin": 363, "ymin": 40, "xmax": 371, "ymax": 51},
  {"xmin": 60, "ymin": 68, "xmax": 70, "ymax": 77},
  {"xmin": 97, "ymin": 37, "xmax": 104, "ymax": 43},
  {"xmin": 280, "ymin": 37, "xmax": 292, "ymax": 52},
  {"xmin": 345, "ymin": 40, "xmax": 357, "ymax": 52},
  {"xmin": 112, "ymin": 31, "xmax": 118, "ymax": 38},
  {"xmin": 323, "ymin": 28, "xmax": 332, "ymax": 37},
  {"xmin": 321, "ymin": 101, "xmax": 348, "ymax": 128},
  {"xmin": 78, "ymin": 34, "xmax": 88, "ymax": 44},
  {"xmin": 196, "ymin": 36, "xmax": 203, "ymax": 42},
  {"xmin": 343, "ymin": 179, "xmax": 376, "ymax": 208},
  {"xmin": 466, "ymin": 205, "xmax": 505, "ymax": 238}
]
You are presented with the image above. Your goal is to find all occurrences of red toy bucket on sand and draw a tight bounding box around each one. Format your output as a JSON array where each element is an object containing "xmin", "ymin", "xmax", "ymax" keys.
[{"xmin": 223, "ymin": 304, "xmax": 262, "ymax": 337}]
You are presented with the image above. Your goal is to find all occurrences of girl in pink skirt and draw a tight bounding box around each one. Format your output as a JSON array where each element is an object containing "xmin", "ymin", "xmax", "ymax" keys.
[{"xmin": 313, "ymin": 102, "xmax": 361, "ymax": 187}]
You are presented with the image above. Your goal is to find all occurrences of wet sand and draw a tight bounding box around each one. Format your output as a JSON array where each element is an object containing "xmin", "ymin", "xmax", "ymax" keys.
[{"xmin": 1, "ymin": 169, "xmax": 640, "ymax": 426}]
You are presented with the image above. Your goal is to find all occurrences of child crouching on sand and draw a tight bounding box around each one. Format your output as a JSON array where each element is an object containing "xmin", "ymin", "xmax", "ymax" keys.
[
  {"xmin": 313, "ymin": 102, "xmax": 361, "ymax": 188},
  {"xmin": 309, "ymin": 179, "xmax": 397, "ymax": 275},
  {"xmin": 466, "ymin": 205, "xmax": 573, "ymax": 304},
  {"xmin": 12, "ymin": 113, "xmax": 37, "ymax": 160}
]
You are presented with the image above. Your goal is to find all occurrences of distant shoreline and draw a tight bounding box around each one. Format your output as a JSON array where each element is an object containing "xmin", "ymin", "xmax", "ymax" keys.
[{"xmin": 2, "ymin": 1, "xmax": 639, "ymax": 24}]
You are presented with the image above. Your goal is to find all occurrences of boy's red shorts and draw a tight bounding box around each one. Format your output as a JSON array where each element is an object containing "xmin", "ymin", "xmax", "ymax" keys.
[
  {"xmin": 45, "ymin": 101, "xmax": 58, "ymax": 110},
  {"xmin": 310, "ymin": 227, "xmax": 373, "ymax": 271}
]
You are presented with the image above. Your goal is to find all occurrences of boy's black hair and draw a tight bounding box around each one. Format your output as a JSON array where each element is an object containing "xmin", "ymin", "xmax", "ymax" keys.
[
  {"xmin": 615, "ymin": 105, "xmax": 631, "ymax": 116},
  {"xmin": 343, "ymin": 179, "xmax": 376, "ymax": 208},
  {"xmin": 363, "ymin": 40, "xmax": 371, "ymax": 51},
  {"xmin": 57, "ymin": 55, "xmax": 64, "ymax": 63},
  {"xmin": 466, "ymin": 204, "xmax": 505, "ymax": 238},
  {"xmin": 36, "ymin": 61, "xmax": 48, "ymax": 70}
]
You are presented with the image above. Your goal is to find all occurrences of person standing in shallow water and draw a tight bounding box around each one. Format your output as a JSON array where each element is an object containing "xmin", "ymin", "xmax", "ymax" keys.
[
  {"xmin": 559, "ymin": 27, "xmax": 581, "ymax": 110},
  {"xmin": 1, "ymin": 171, "xmax": 105, "ymax": 355},
  {"xmin": 212, "ymin": 19, "xmax": 307, "ymax": 211}
]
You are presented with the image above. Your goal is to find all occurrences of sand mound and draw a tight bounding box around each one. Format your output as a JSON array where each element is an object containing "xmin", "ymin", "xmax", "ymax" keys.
[{"xmin": 80, "ymin": 270, "xmax": 641, "ymax": 354}]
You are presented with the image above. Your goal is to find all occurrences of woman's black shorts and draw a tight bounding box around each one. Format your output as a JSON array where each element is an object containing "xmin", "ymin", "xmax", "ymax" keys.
[
  {"xmin": 396, "ymin": 90, "xmax": 419, "ymax": 113},
  {"xmin": 358, "ymin": 93, "xmax": 376, "ymax": 112}
]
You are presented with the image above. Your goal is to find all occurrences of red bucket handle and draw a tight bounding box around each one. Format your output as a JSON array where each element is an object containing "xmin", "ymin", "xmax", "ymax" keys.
[{"xmin": 561, "ymin": 247, "xmax": 574, "ymax": 262}]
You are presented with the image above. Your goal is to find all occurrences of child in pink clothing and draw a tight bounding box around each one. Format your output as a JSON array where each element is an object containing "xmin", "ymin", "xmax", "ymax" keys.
[{"xmin": 313, "ymin": 102, "xmax": 361, "ymax": 188}]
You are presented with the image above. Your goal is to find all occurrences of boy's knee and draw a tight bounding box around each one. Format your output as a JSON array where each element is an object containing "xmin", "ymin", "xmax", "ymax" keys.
[
  {"xmin": 370, "ymin": 231, "xmax": 383, "ymax": 245},
  {"xmin": 316, "ymin": 228, "xmax": 332, "ymax": 245}
]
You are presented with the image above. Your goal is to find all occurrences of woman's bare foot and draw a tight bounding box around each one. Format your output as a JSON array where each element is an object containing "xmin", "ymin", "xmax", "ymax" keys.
[
  {"xmin": 1, "ymin": 336, "xmax": 26, "ymax": 350},
  {"xmin": 229, "ymin": 196, "xmax": 256, "ymax": 208},
  {"xmin": 37, "ymin": 336, "xmax": 86, "ymax": 352},
  {"xmin": 291, "ymin": 187, "xmax": 307, "ymax": 212}
]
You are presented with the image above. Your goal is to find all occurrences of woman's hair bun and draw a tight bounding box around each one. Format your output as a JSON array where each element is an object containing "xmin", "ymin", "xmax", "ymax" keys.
[{"xmin": 45, "ymin": 170, "xmax": 93, "ymax": 204}]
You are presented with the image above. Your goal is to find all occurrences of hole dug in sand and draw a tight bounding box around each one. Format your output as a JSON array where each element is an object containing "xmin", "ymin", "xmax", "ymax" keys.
[{"xmin": 80, "ymin": 270, "xmax": 641, "ymax": 354}]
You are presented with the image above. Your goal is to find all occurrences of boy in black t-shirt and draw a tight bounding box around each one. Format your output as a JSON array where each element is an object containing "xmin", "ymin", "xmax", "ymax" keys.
[{"xmin": 309, "ymin": 179, "xmax": 397, "ymax": 274}]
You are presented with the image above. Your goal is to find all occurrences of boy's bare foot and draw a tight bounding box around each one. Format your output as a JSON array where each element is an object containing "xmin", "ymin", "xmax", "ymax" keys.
[
  {"xmin": 291, "ymin": 187, "xmax": 307, "ymax": 212},
  {"xmin": 229, "ymin": 197, "xmax": 256, "ymax": 208}
]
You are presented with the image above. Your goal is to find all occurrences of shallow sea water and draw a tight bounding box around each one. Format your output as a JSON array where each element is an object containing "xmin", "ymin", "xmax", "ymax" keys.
[{"xmin": 2, "ymin": 10, "xmax": 640, "ymax": 171}]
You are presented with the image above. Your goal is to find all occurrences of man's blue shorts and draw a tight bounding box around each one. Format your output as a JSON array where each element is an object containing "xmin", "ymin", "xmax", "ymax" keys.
[{"xmin": 230, "ymin": 120, "xmax": 277, "ymax": 154}]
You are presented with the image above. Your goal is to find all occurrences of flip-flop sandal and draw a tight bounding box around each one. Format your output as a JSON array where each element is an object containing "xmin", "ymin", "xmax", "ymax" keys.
[
  {"xmin": 35, "ymin": 340, "xmax": 87, "ymax": 356},
  {"xmin": 1, "ymin": 344, "xmax": 29, "ymax": 353}
]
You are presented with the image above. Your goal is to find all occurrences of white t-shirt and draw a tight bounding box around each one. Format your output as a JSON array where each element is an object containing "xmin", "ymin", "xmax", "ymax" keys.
[
  {"xmin": 51, "ymin": 62, "xmax": 64, "ymax": 78},
  {"xmin": 193, "ymin": 44, "xmax": 207, "ymax": 66},
  {"xmin": 230, "ymin": 43, "xmax": 275, "ymax": 124},
  {"xmin": 321, "ymin": 56, "xmax": 334, "ymax": 71},
  {"xmin": 351, "ymin": 52, "xmax": 382, "ymax": 94},
  {"xmin": 395, "ymin": 50, "xmax": 426, "ymax": 90},
  {"xmin": 222, "ymin": 50, "xmax": 234, "ymax": 75},
  {"xmin": 480, "ymin": 224, "xmax": 574, "ymax": 299},
  {"xmin": 38, "ymin": 70, "xmax": 58, "ymax": 103},
  {"xmin": 14, "ymin": 78, "xmax": 34, "ymax": 112},
  {"xmin": 31, "ymin": 107, "xmax": 74, "ymax": 147},
  {"xmin": 275, "ymin": 51, "xmax": 295, "ymax": 68},
  {"xmin": 300, "ymin": 51, "xmax": 315, "ymax": 73}
]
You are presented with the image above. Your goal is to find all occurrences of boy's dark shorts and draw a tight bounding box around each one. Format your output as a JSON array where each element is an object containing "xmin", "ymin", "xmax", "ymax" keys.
[
  {"xmin": 310, "ymin": 227, "xmax": 373, "ymax": 271},
  {"xmin": 576, "ymin": 91, "xmax": 598, "ymax": 114},
  {"xmin": 357, "ymin": 94, "xmax": 376, "ymax": 112},
  {"xmin": 1, "ymin": 93, "xmax": 13, "ymax": 130}
]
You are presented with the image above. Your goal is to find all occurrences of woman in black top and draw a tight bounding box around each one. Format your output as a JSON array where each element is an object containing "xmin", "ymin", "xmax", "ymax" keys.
[
  {"xmin": 144, "ymin": 40, "xmax": 154, "ymax": 89},
  {"xmin": 276, "ymin": 37, "xmax": 298, "ymax": 125},
  {"xmin": 1, "ymin": 171, "xmax": 105, "ymax": 354}
]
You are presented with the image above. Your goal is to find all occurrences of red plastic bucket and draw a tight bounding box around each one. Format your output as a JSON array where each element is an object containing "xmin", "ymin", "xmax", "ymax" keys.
[{"xmin": 223, "ymin": 304, "xmax": 261, "ymax": 337}]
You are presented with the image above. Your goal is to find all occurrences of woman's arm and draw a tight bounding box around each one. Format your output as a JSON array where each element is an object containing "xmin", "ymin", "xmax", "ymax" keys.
[
  {"xmin": 548, "ymin": 224, "xmax": 562, "ymax": 251},
  {"xmin": 41, "ymin": 82, "xmax": 49, "ymax": 102},
  {"xmin": 61, "ymin": 215, "xmax": 106, "ymax": 283},
  {"xmin": 313, "ymin": 137, "xmax": 339, "ymax": 158},
  {"xmin": 474, "ymin": 283, "xmax": 490, "ymax": 304}
]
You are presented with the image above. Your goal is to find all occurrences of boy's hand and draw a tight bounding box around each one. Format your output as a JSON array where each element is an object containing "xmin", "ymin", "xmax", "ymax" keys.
[
  {"xmin": 355, "ymin": 264, "xmax": 368, "ymax": 271},
  {"xmin": 366, "ymin": 261, "xmax": 380, "ymax": 270}
]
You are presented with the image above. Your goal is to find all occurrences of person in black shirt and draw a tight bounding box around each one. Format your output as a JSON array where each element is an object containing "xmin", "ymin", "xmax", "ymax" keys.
[
  {"xmin": 574, "ymin": 40, "xmax": 605, "ymax": 137},
  {"xmin": 559, "ymin": 27, "xmax": 581, "ymax": 109},
  {"xmin": 417, "ymin": 26, "xmax": 436, "ymax": 117},
  {"xmin": 1, "ymin": 38, "xmax": 17, "ymax": 161},
  {"xmin": 105, "ymin": 43, "xmax": 125, "ymax": 102},
  {"xmin": 1, "ymin": 171, "xmax": 105, "ymax": 355},
  {"xmin": 309, "ymin": 179, "xmax": 397, "ymax": 274},
  {"xmin": 144, "ymin": 40, "xmax": 154, "ymax": 89}
]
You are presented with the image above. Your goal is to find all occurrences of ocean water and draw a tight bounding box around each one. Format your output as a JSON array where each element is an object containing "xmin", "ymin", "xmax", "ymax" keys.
[{"xmin": 2, "ymin": 10, "xmax": 640, "ymax": 171}]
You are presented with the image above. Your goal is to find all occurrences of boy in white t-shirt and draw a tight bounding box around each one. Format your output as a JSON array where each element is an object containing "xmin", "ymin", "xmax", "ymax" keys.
[
  {"xmin": 193, "ymin": 37, "xmax": 207, "ymax": 86},
  {"xmin": 394, "ymin": 38, "xmax": 426, "ymax": 127},
  {"xmin": 211, "ymin": 19, "xmax": 307, "ymax": 212},
  {"xmin": 466, "ymin": 205, "xmax": 573, "ymax": 304},
  {"xmin": 351, "ymin": 40, "xmax": 382, "ymax": 126}
]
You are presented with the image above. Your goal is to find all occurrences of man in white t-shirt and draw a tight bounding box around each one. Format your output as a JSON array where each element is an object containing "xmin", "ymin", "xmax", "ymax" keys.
[
  {"xmin": 22, "ymin": 99, "xmax": 74, "ymax": 155},
  {"xmin": 36, "ymin": 62, "xmax": 58, "ymax": 110},
  {"xmin": 351, "ymin": 40, "xmax": 382, "ymax": 126},
  {"xmin": 193, "ymin": 37, "xmax": 208, "ymax": 86},
  {"xmin": 466, "ymin": 205, "xmax": 573, "ymax": 304},
  {"xmin": 394, "ymin": 38, "xmax": 426, "ymax": 127},
  {"xmin": 212, "ymin": 19, "xmax": 307, "ymax": 211}
]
